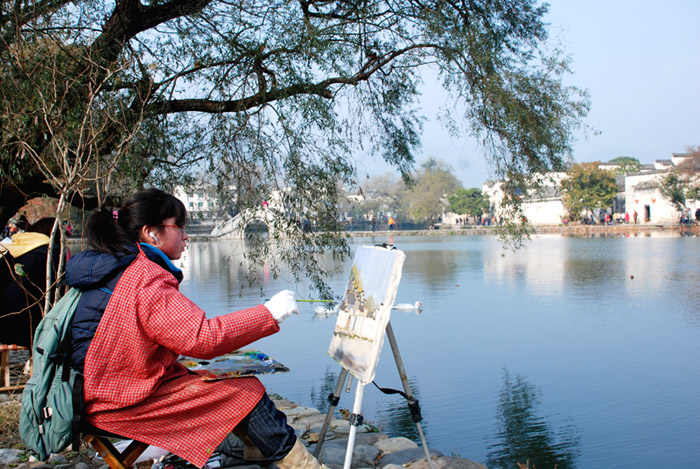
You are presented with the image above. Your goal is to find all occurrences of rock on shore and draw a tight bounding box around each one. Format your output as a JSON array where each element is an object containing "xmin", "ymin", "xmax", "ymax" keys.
[
  {"xmin": 275, "ymin": 398, "xmax": 486, "ymax": 469},
  {"xmin": 1, "ymin": 394, "xmax": 487, "ymax": 469}
]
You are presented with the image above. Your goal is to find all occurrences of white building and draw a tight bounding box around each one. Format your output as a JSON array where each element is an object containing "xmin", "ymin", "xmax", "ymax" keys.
[
  {"xmin": 654, "ymin": 159, "xmax": 673, "ymax": 171},
  {"xmin": 482, "ymin": 173, "xmax": 569, "ymax": 226},
  {"xmin": 625, "ymin": 153, "xmax": 699, "ymax": 223},
  {"xmin": 624, "ymin": 173, "xmax": 678, "ymax": 224},
  {"xmin": 173, "ymin": 186, "xmax": 221, "ymax": 219}
]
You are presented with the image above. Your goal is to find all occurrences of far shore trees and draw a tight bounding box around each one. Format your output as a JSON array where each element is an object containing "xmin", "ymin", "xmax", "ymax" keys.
[
  {"xmin": 657, "ymin": 146, "xmax": 700, "ymax": 213},
  {"xmin": 448, "ymin": 188, "xmax": 490, "ymax": 219},
  {"xmin": 400, "ymin": 159, "xmax": 462, "ymax": 224},
  {"xmin": 609, "ymin": 156, "xmax": 641, "ymax": 174},
  {"xmin": 560, "ymin": 163, "xmax": 617, "ymax": 222}
]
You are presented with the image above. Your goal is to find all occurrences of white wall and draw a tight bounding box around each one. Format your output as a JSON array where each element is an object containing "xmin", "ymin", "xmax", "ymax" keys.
[
  {"xmin": 624, "ymin": 174, "xmax": 679, "ymax": 224},
  {"xmin": 482, "ymin": 178, "xmax": 568, "ymax": 226},
  {"xmin": 521, "ymin": 199, "xmax": 568, "ymax": 225}
]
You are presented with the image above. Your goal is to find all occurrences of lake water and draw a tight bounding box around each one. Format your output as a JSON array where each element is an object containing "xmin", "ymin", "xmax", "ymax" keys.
[{"xmin": 176, "ymin": 233, "xmax": 700, "ymax": 468}]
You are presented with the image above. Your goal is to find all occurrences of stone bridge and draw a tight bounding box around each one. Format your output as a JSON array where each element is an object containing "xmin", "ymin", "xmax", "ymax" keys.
[{"xmin": 210, "ymin": 208, "xmax": 278, "ymax": 238}]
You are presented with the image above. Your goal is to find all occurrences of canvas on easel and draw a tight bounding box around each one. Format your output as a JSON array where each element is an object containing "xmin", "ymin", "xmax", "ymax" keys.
[{"xmin": 328, "ymin": 245, "xmax": 406, "ymax": 384}]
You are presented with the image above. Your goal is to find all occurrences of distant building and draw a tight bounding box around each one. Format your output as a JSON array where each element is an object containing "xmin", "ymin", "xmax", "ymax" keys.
[
  {"xmin": 346, "ymin": 187, "xmax": 366, "ymax": 203},
  {"xmin": 597, "ymin": 162, "xmax": 620, "ymax": 172},
  {"xmin": 671, "ymin": 152, "xmax": 694, "ymax": 166},
  {"xmin": 481, "ymin": 173, "xmax": 568, "ymax": 226},
  {"xmin": 654, "ymin": 160, "xmax": 673, "ymax": 171},
  {"xmin": 624, "ymin": 173, "xmax": 677, "ymax": 224},
  {"xmin": 478, "ymin": 152, "xmax": 699, "ymax": 226},
  {"xmin": 173, "ymin": 186, "xmax": 221, "ymax": 219}
]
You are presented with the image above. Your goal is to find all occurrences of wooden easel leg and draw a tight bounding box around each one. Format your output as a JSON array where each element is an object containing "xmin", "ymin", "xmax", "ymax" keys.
[
  {"xmin": 314, "ymin": 367, "xmax": 349, "ymax": 458},
  {"xmin": 386, "ymin": 321, "xmax": 435, "ymax": 469}
]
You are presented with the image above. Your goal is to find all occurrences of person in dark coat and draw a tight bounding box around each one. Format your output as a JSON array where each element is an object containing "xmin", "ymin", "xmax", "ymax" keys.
[{"xmin": 0, "ymin": 218, "xmax": 60, "ymax": 347}]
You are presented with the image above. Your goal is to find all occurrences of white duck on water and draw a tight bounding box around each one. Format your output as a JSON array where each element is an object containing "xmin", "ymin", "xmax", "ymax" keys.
[
  {"xmin": 391, "ymin": 301, "xmax": 423, "ymax": 311},
  {"xmin": 313, "ymin": 304, "xmax": 340, "ymax": 316}
]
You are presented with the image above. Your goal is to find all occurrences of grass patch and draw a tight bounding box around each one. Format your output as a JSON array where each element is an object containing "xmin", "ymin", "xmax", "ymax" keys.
[{"xmin": 0, "ymin": 399, "xmax": 23, "ymax": 449}]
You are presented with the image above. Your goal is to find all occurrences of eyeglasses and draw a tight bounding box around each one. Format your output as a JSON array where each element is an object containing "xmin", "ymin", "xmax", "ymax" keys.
[{"xmin": 160, "ymin": 224, "xmax": 187, "ymax": 234}]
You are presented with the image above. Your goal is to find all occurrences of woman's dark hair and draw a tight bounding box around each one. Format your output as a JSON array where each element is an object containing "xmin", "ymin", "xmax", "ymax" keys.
[
  {"xmin": 14, "ymin": 215, "xmax": 29, "ymax": 231},
  {"xmin": 85, "ymin": 189, "xmax": 187, "ymax": 255},
  {"xmin": 28, "ymin": 218, "xmax": 56, "ymax": 237}
]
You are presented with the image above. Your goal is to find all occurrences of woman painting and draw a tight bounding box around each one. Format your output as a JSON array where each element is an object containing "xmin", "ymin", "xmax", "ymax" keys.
[{"xmin": 66, "ymin": 189, "xmax": 324, "ymax": 468}]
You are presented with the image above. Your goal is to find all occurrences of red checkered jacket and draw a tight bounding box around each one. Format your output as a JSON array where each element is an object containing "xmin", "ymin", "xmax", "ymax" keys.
[{"xmin": 82, "ymin": 250, "xmax": 279, "ymax": 467}]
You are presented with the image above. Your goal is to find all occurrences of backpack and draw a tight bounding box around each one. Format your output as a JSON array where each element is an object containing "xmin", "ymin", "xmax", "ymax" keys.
[{"xmin": 19, "ymin": 287, "xmax": 84, "ymax": 461}]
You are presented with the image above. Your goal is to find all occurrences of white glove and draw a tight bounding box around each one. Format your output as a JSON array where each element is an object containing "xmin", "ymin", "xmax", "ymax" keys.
[{"xmin": 265, "ymin": 290, "xmax": 299, "ymax": 324}]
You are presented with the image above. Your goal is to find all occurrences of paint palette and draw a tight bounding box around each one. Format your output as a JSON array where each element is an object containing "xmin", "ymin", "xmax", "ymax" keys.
[{"xmin": 179, "ymin": 349, "xmax": 289, "ymax": 381}]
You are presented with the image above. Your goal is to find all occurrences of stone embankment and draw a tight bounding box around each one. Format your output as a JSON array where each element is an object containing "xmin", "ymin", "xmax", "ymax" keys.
[
  {"xmin": 0, "ymin": 391, "xmax": 486, "ymax": 469},
  {"xmin": 342, "ymin": 223, "xmax": 700, "ymax": 238},
  {"xmin": 184, "ymin": 222, "xmax": 700, "ymax": 241}
]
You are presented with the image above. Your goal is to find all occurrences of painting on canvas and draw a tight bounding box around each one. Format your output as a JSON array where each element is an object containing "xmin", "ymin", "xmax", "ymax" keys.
[{"xmin": 328, "ymin": 245, "xmax": 405, "ymax": 384}]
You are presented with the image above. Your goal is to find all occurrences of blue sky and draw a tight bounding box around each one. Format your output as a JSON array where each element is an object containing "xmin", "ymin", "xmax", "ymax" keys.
[{"xmin": 356, "ymin": 1, "xmax": 700, "ymax": 189}]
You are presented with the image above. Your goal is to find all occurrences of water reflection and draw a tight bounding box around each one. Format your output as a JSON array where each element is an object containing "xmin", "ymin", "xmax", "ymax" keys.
[
  {"xmin": 182, "ymin": 240, "xmax": 266, "ymax": 296},
  {"xmin": 405, "ymin": 248, "xmax": 473, "ymax": 289},
  {"xmin": 308, "ymin": 366, "xmax": 341, "ymax": 414},
  {"xmin": 305, "ymin": 366, "xmax": 426, "ymax": 444},
  {"xmin": 487, "ymin": 370, "xmax": 580, "ymax": 469},
  {"xmin": 483, "ymin": 235, "xmax": 566, "ymax": 296},
  {"xmin": 372, "ymin": 377, "xmax": 425, "ymax": 443}
]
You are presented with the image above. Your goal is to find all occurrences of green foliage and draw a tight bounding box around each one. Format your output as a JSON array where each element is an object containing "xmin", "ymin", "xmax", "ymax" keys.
[
  {"xmin": 560, "ymin": 164, "xmax": 617, "ymax": 221},
  {"xmin": 609, "ymin": 156, "xmax": 641, "ymax": 174},
  {"xmin": 657, "ymin": 172, "xmax": 699, "ymax": 211},
  {"xmin": 448, "ymin": 188, "xmax": 490, "ymax": 216},
  {"xmin": 0, "ymin": 0, "xmax": 589, "ymax": 294}
]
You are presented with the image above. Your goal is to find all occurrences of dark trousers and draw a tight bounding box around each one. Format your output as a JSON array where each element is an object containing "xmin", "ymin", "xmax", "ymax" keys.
[{"xmin": 217, "ymin": 393, "xmax": 296, "ymax": 463}]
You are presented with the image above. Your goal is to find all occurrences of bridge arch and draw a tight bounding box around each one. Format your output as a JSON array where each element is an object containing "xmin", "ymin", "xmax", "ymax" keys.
[{"xmin": 210, "ymin": 209, "xmax": 279, "ymax": 238}]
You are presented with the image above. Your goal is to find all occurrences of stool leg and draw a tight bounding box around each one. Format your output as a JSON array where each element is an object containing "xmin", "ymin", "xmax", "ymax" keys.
[
  {"xmin": 85, "ymin": 435, "xmax": 128, "ymax": 469},
  {"xmin": 84, "ymin": 435, "xmax": 150, "ymax": 469},
  {"xmin": 121, "ymin": 440, "xmax": 150, "ymax": 467},
  {"xmin": 1, "ymin": 350, "xmax": 9, "ymax": 388}
]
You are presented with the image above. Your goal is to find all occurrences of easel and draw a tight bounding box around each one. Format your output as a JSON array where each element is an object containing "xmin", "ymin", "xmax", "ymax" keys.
[{"xmin": 314, "ymin": 321, "xmax": 434, "ymax": 469}]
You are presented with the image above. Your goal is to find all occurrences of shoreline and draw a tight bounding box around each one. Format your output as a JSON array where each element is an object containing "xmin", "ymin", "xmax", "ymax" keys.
[
  {"xmin": 62, "ymin": 222, "xmax": 698, "ymax": 245},
  {"xmin": 181, "ymin": 222, "xmax": 699, "ymax": 242}
]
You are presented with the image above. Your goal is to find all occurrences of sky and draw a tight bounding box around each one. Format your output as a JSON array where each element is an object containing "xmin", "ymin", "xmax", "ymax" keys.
[{"xmin": 355, "ymin": 0, "xmax": 700, "ymax": 189}]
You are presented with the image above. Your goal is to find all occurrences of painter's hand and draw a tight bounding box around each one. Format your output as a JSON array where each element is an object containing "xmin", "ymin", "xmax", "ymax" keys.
[{"xmin": 265, "ymin": 290, "xmax": 299, "ymax": 324}]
